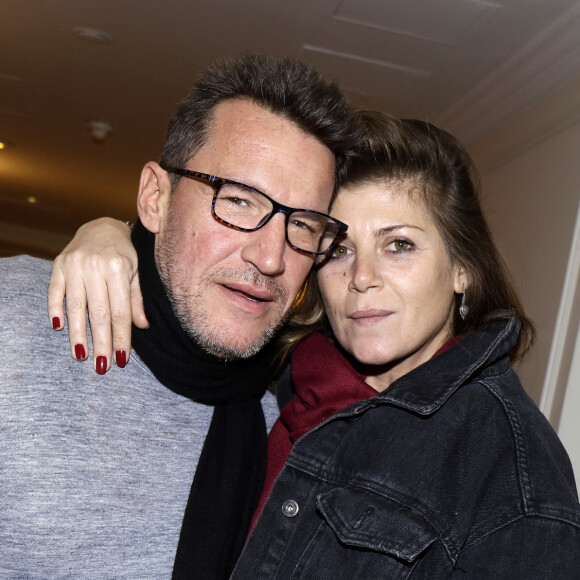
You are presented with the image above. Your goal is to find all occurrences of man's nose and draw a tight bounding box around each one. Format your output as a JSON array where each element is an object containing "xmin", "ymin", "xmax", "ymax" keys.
[{"xmin": 240, "ymin": 213, "xmax": 287, "ymax": 276}]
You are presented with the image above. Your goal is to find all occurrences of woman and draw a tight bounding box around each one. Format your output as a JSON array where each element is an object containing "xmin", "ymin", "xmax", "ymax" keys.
[{"xmin": 49, "ymin": 112, "xmax": 580, "ymax": 577}]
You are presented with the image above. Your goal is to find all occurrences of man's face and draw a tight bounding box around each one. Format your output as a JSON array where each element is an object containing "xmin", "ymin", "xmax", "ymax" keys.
[{"xmin": 155, "ymin": 99, "xmax": 335, "ymax": 359}]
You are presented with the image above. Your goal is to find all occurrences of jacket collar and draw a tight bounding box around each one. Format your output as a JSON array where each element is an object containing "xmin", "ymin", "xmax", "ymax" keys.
[{"xmin": 374, "ymin": 317, "xmax": 520, "ymax": 415}]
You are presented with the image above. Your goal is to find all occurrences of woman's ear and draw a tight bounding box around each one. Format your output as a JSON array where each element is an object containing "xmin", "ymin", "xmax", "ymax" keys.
[
  {"xmin": 454, "ymin": 265, "xmax": 471, "ymax": 294},
  {"xmin": 136, "ymin": 162, "xmax": 172, "ymax": 234}
]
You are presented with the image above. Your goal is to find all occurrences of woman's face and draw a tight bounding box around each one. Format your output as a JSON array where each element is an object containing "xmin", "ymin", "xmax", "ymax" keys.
[{"xmin": 317, "ymin": 179, "xmax": 465, "ymax": 392}]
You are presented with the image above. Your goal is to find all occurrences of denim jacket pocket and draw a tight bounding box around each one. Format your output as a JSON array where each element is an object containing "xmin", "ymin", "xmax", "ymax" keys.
[{"xmin": 317, "ymin": 485, "xmax": 438, "ymax": 562}]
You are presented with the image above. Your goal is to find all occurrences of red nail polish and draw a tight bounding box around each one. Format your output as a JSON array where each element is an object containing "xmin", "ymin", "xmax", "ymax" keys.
[
  {"xmin": 74, "ymin": 344, "xmax": 86, "ymax": 360},
  {"xmin": 96, "ymin": 356, "xmax": 107, "ymax": 375},
  {"xmin": 115, "ymin": 350, "xmax": 127, "ymax": 368},
  {"xmin": 52, "ymin": 317, "xmax": 61, "ymax": 330}
]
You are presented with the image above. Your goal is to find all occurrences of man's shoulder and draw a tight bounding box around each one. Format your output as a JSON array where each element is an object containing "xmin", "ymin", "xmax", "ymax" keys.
[
  {"xmin": 0, "ymin": 255, "xmax": 52, "ymax": 331},
  {"xmin": 0, "ymin": 254, "xmax": 52, "ymax": 271},
  {"xmin": 0, "ymin": 255, "xmax": 52, "ymax": 292}
]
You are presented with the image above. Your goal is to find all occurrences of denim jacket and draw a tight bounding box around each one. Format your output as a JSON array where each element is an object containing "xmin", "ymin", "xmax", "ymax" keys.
[{"xmin": 232, "ymin": 318, "xmax": 580, "ymax": 578}]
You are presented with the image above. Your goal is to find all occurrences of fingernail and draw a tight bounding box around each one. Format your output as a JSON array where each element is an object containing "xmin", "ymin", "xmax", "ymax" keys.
[
  {"xmin": 52, "ymin": 317, "xmax": 61, "ymax": 330},
  {"xmin": 96, "ymin": 356, "xmax": 107, "ymax": 375},
  {"xmin": 74, "ymin": 344, "xmax": 86, "ymax": 361},
  {"xmin": 115, "ymin": 350, "xmax": 127, "ymax": 368}
]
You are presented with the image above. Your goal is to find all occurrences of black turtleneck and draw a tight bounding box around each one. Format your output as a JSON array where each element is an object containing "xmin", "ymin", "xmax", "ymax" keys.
[{"xmin": 131, "ymin": 220, "xmax": 272, "ymax": 580}]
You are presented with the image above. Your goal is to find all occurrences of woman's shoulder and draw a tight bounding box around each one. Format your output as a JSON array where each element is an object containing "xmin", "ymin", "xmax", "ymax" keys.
[{"xmin": 461, "ymin": 368, "xmax": 579, "ymax": 517}]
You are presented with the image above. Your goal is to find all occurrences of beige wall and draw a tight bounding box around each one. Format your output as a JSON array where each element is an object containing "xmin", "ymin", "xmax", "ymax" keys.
[
  {"xmin": 476, "ymin": 119, "xmax": 580, "ymax": 405},
  {"xmin": 467, "ymin": 87, "xmax": 580, "ymax": 472}
]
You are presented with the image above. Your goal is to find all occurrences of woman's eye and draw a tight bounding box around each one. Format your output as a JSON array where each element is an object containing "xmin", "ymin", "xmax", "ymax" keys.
[
  {"xmin": 389, "ymin": 239, "xmax": 413, "ymax": 253},
  {"xmin": 330, "ymin": 245, "xmax": 350, "ymax": 259}
]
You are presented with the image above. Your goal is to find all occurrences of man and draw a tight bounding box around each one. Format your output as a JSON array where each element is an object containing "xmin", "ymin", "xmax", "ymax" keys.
[{"xmin": 0, "ymin": 54, "xmax": 359, "ymax": 579}]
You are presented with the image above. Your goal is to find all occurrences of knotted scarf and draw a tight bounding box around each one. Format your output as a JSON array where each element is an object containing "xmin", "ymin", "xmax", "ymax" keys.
[{"xmin": 131, "ymin": 220, "xmax": 271, "ymax": 580}]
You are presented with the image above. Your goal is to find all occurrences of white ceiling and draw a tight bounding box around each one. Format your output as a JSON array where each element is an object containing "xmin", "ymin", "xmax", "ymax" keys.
[{"xmin": 2, "ymin": 0, "xmax": 580, "ymax": 256}]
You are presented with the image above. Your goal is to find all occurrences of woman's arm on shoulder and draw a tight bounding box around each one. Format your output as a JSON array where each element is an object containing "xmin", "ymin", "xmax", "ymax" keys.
[{"xmin": 48, "ymin": 218, "xmax": 148, "ymax": 373}]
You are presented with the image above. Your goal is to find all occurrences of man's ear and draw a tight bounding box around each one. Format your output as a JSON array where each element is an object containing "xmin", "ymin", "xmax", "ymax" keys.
[{"xmin": 137, "ymin": 162, "xmax": 172, "ymax": 234}]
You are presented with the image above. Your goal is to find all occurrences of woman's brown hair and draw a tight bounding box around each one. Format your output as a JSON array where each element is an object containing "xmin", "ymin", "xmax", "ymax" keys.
[{"xmin": 273, "ymin": 111, "xmax": 534, "ymax": 376}]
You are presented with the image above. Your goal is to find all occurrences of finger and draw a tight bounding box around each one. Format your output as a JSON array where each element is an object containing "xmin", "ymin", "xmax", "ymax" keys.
[
  {"xmin": 47, "ymin": 257, "xmax": 66, "ymax": 331},
  {"xmin": 130, "ymin": 275, "xmax": 149, "ymax": 330},
  {"xmin": 107, "ymin": 258, "xmax": 136, "ymax": 368},
  {"xmin": 63, "ymin": 267, "xmax": 90, "ymax": 363},
  {"xmin": 84, "ymin": 267, "xmax": 115, "ymax": 375}
]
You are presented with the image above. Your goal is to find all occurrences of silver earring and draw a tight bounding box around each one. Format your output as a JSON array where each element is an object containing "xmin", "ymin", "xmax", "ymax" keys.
[{"xmin": 459, "ymin": 282, "xmax": 469, "ymax": 320}]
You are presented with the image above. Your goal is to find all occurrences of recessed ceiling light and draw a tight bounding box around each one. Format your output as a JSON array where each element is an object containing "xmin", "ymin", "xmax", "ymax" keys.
[
  {"xmin": 73, "ymin": 27, "xmax": 112, "ymax": 43},
  {"xmin": 27, "ymin": 196, "xmax": 38, "ymax": 204},
  {"xmin": 88, "ymin": 120, "xmax": 113, "ymax": 142},
  {"xmin": 0, "ymin": 142, "xmax": 5, "ymax": 150}
]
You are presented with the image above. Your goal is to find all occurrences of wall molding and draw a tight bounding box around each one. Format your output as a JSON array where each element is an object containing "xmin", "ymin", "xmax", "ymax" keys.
[
  {"xmin": 437, "ymin": 2, "xmax": 580, "ymax": 144},
  {"xmin": 469, "ymin": 75, "xmax": 580, "ymax": 172},
  {"xmin": 539, "ymin": 201, "xmax": 580, "ymax": 428}
]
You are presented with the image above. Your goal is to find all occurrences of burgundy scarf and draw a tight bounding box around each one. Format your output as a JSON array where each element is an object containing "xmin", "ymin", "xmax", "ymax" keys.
[
  {"xmin": 250, "ymin": 332, "xmax": 376, "ymax": 529},
  {"xmin": 250, "ymin": 331, "xmax": 465, "ymax": 531}
]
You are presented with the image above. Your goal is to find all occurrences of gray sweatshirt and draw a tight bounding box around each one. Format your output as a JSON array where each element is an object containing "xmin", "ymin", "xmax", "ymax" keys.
[{"xmin": 0, "ymin": 255, "xmax": 279, "ymax": 579}]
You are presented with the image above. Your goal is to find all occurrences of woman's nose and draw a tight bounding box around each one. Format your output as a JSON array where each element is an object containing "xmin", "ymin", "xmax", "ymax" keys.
[{"xmin": 348, "ymin": 254, "xmax": 383, "ymax": 292}]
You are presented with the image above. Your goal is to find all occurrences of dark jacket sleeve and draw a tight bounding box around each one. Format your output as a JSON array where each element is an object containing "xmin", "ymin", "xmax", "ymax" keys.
[{"xmin": 451, "ymin": 516, "xmax": 580, "ymax": 578}]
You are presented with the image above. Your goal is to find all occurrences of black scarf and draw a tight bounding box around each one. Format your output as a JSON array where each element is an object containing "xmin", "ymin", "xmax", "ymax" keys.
[{"xmin": 131, "ymin": 220, "xmax": 270, "ymax": 580}]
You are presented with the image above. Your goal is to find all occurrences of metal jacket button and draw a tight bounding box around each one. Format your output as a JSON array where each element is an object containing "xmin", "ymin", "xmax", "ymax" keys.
[{"xmin": 281, "ymin": 499, "xmax": 299, "ymax": 518}]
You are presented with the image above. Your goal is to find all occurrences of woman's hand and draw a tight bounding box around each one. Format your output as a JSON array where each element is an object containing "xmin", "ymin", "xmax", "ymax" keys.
[{"xmin": 48, "ymin": 218, "xmax": 148, "ymax": 373}]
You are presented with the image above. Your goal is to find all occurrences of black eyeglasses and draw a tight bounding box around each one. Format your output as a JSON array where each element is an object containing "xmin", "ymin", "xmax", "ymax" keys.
[{"xmin": 161, "ymin": 165, "xmax": 347, "ymax": 256}]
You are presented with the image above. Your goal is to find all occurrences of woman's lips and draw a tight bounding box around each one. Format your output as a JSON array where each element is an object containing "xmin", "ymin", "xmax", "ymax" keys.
[{"xmin": 348, "ymin": 309, "xmax": 393, "ymax": 323}]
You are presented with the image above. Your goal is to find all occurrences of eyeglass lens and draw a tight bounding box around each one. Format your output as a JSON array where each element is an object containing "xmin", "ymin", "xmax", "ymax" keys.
[{"xmin": 214, "ymin": 184, "xmax": 339, "ymax": 254}]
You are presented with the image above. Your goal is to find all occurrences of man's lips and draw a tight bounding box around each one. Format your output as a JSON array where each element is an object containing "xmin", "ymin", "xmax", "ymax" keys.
[{"xmin": 220, "ymin": 282, "xmax": 275, "ymax": 303}]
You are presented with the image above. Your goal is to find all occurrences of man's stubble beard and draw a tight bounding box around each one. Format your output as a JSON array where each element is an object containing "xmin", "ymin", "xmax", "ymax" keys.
[{"xmin": 155, "ymin": 208, "xmax": 291, "ymax": 361}]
